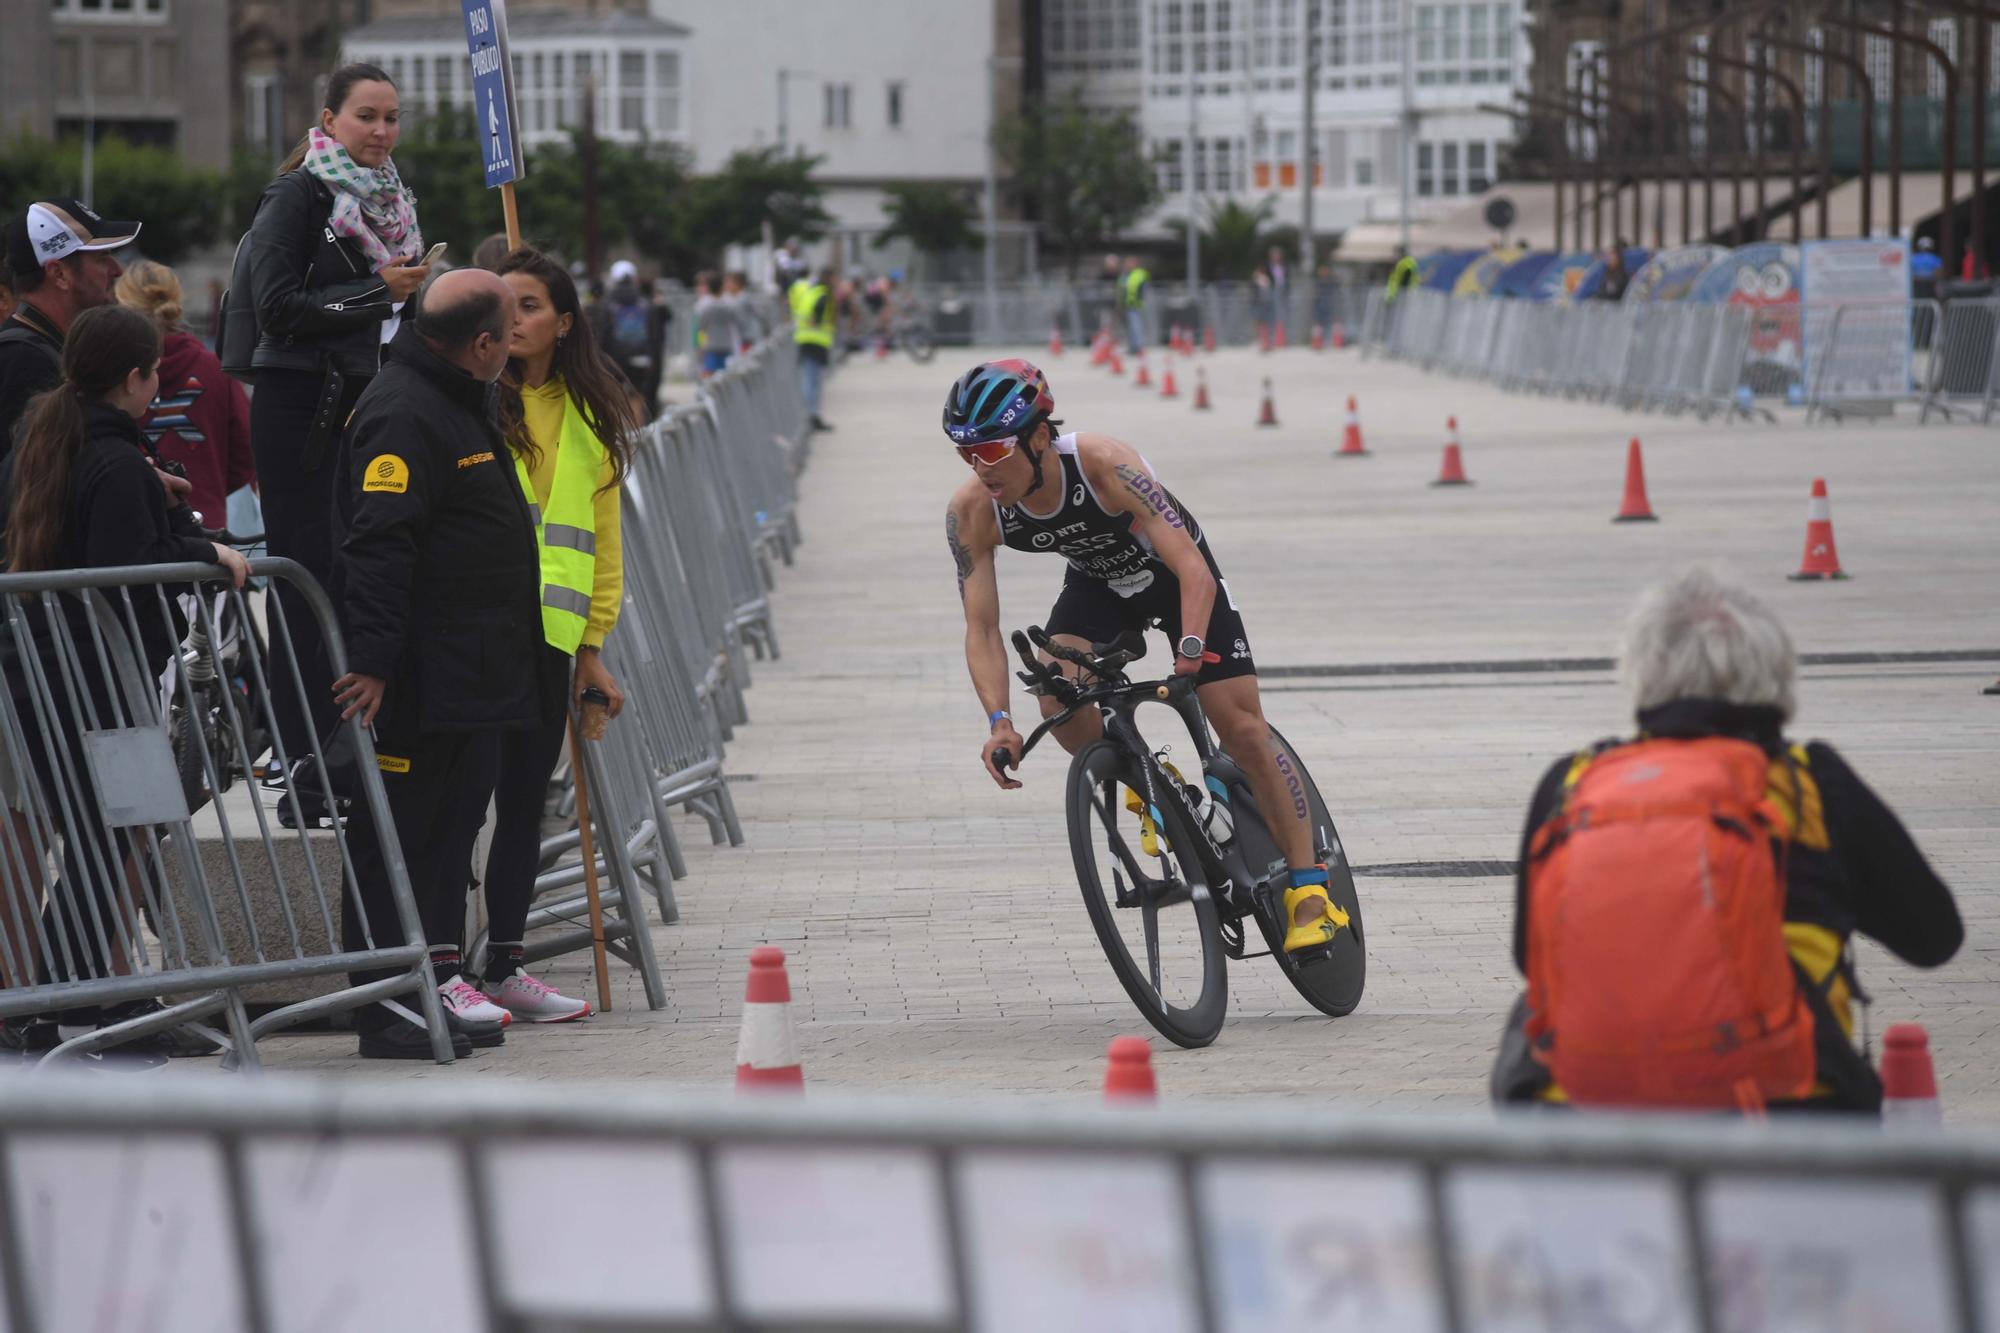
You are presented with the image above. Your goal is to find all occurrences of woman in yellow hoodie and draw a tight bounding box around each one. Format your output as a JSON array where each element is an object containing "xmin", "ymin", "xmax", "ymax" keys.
[{"xmin": 449, "ymin": 247, "xmax": 637, "ymax": 1025}]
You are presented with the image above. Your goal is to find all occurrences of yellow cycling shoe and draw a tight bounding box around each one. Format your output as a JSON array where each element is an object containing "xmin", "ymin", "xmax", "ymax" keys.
[
  {"xmin": 1122, "ymin": 786, "xmax": 1163, "ymax": 857},
  {"xmin": 1282, "ymin": 880, "xmax": 1351, "ymax": 953}
]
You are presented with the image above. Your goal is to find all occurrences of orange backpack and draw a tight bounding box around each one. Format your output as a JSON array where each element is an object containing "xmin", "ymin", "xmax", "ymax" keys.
[{"xmin": 1524, "ymin": 737, "xmax": 1816, "ymax": 1110}]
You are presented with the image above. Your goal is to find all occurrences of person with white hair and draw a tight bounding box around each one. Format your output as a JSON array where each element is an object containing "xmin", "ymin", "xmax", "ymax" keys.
[
  {"xmin": 589, "ymin": 259, "xmax": 667, "ymax": 420},
  {"xmin": 1492, "ymin": 565, "xmax": 1963, "ymax": 1114}
]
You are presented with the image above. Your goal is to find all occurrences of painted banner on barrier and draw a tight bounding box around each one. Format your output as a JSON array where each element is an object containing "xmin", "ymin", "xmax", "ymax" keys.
[
  {"xmin": 1802, "ymin": 237, "xmax": 1913, "ymax": 400},
  {"xmin": 1628, "ymin": 245, "xmax": 1728, "ymax": 302},
  {"xmin": 1693, "ymin": 244, "xmax": 1802, "ymax": 397}
]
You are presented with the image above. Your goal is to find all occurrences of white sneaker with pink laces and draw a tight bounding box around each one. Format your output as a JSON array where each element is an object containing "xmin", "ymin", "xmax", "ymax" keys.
[
  {"xmin": 481, "ymin": 970, "xmax": 592, "ymax": 1023},
  {"xmin": 438, "ymin": 974, "xmax": 513, "ymax": 1026}
]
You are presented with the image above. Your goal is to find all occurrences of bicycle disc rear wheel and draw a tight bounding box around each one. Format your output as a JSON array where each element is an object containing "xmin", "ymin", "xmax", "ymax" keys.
[
  {"xmin": 1242, "ymin": 727, "xmax": 1366, "ymax": 1017},
  {"xmin": 1068, "ymin": 740, "xmax": 1228, "ymax": 1048}
]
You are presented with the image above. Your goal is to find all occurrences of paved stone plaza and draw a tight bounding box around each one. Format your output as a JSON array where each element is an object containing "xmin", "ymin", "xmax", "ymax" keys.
[{"xmin": 263, "ymin": 344, "xmax": 2000, "ymax": 1121}]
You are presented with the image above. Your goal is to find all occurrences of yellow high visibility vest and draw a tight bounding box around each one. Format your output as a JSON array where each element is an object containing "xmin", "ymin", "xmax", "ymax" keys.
[
  {"xmin": 1385, "ymin": 256, "xmax": 1419, "ymax": 303},
  {"xmin": 1122, "ymin": 267, "xmax": 1149, "ymax": 308},
  {"xmin": 790, "ymin": 281, "xmax": 834, "ymax": 349},
  {"xmin": 512, "ymin": 395, "xmax": 606, "ymax": 655}
]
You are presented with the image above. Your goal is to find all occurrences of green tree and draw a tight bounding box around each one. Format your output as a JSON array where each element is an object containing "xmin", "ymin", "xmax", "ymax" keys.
[
  {"xmin": 678, "ymin": 146, "xmax": 830, "ymax": 273},
  {"xmin": 0, "ymin": 133, "xmax": 220, "ymax": 264},
  {"xmin": 873, "ymin": 181, "xmax": 978, "ymax": 280},
  {"xmin": 1165, "ymin": 197, "xmax": 1287, "ymax": 282},
  {"xmin": 995, "ymin": 95, "xmax": 1160, "ymax": 277}
]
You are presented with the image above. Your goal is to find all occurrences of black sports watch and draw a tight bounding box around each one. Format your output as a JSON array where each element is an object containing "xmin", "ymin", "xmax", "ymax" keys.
[{"xmin": 1176, "ymin": 634, "xmax": 1205, "ymax": 660}]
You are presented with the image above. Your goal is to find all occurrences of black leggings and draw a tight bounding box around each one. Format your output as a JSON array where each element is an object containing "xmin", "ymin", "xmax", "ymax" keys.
[
  {"xmin": 250, "ymin": 370, "xmax": 365, "ymax": 767},
  {"xmin": 481, "ymin": 646, "xmax": 572, "ymax": 946}
]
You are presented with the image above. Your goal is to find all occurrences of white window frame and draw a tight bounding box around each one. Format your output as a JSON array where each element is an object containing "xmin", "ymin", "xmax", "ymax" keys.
[{"xmin": 52, "ymin": 0, "xmax": 170, "ymax": 20}]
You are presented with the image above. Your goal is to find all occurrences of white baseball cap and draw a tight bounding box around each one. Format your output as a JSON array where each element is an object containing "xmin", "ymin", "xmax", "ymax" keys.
[
  {"xmin": 608, "ymin": 259, "xmax": 638, "ymax": 284},
  {"xmin": 6, "ymin": 200, "xmax": 142, "ymax": 275}
]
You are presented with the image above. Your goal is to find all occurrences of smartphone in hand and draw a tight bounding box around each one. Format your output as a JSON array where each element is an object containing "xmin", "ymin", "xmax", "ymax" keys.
[{"xmin": 422, "ymin": 242, "xmax": 448, "ymax": 267}]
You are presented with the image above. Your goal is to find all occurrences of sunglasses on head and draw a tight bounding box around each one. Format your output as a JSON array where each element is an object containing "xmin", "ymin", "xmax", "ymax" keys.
[{"xmin": 956, "ymin": 435, "xmax": 1020, "ymax": 466}]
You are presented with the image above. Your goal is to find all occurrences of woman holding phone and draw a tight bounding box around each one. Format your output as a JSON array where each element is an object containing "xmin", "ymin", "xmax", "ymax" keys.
[{"xmin": 246, "ymin": 63, "xmax": 430, "ymax": 814}]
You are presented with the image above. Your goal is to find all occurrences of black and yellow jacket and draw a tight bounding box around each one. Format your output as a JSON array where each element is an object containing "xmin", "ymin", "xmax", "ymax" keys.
[{"xmin": 1495, "ymin": 698, "xmax": 1964, "ymax": 1112}]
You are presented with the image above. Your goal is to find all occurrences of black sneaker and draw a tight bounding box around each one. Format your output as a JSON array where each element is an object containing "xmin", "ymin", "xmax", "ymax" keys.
[
  {"xmin": 445, "ymin": 1009, "xmax": 506, "ymax": 1049},
  {"xmin": 359, "ymin": 1019, "xmax": 474, "ymax": 1061},
  {"xmin": 811, "ymin": 415, "xmax": 835, "ymax": 432},
  {"xmin": 100, "ymin": 999, "xmax": 223, "ymax": 1058}
]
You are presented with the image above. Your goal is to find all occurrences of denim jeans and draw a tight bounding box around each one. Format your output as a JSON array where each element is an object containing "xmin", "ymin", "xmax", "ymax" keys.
[
  {"xmin": 1124, "ymin": 307, "xmax": 1144, "ymax": 354},
  {"xmin": 798, "ymin": 348, "xmax": 827, "ymax": 417}
]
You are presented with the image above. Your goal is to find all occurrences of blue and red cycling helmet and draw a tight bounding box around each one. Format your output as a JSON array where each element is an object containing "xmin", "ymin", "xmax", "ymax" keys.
[{"xmin": 942, "ymin": 359, "xmax": 1055, "ymax": 445}]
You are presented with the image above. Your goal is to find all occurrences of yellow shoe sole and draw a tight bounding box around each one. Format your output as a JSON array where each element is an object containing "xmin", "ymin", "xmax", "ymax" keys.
[{"xmin": 1281, "ymin": 883, "xmax": 1350, "ymax": 952}]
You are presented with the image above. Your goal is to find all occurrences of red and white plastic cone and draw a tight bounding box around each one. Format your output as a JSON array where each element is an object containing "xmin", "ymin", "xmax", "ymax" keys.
[
  {"xmin": 1335, "ymin": 396, "xmax": 1368, "ymax": 457},
  {"xmin": 1431, "ymin": 418, "xmax": 1471, "ymax": 485},
  {"xmin": 1880, "ymin": 1023, "xmax": 1941, "ymax": 1125},
  {"xmin": 1311, "ymin": 324, "xmax": 1326, "ymax": 351},
  {"xmin": 734, "ymin": 946, "xmax": 804, "ymax": 1091},
  {"xmin": 1613, "ymin": 438, "xmax": 1658, "ymax": 522},
  {"xmin": 1202, "ymin": 325, "xmax": 1217, "ymax": 353},
  {"xmin": 1193, "ymin": 367, "xmax": 1212, "ymax": 410},
  {"xmin": 1331, "ymin": 322, "xmax": 1347, "ymax": 350},
  {"xmin": 1788, "ymin": 477, "xmax": 1849, "ymax": 580},
  {"xmin": 1256, "ymin": 378, "xmax": 1278, "ymax": 427},
  {"xmin": 1103, "ymin": 1036, "xmax": 1158, "ymax": 1102},
  {"xmin": 1159, "ymin": 359, "xmax": 1178, "ymax": 398},
  {"xmin": 1133, "ymin": 355, "xmax": 1151, "ymax": 388},
  {"xmin": 1049, "ymin": 324, "xmax": 1064, "ymax": 357}
]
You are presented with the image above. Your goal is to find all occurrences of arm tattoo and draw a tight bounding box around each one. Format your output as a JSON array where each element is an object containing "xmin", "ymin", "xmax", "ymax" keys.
[
  {"xmin": 1112, "ymin": 462, "xmax": 1185, "ymax": 530},
  {"xmin": 946, "ymin": 509, "xmax": 975, "ymax": 599}
]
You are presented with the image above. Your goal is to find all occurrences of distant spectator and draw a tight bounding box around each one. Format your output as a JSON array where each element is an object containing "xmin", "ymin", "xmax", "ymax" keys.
[
  {"xmin": 115, "ymin": 260, "xmax": 256, "ymax": 530},
  {"xmin": 1492, "ymin": 566, "xmax": 1963, "ymax": 1114},
  {"xmin": 1594, "ymin": 244, "xmax": 1630, "ymax": 301},
  {"xmin": 773, "ymin": 237, "xmax": 807, "ymax": 292},
  {"xmin": 1266, "ymin": 245, "xmax": 1290, "ymax": 342},
  {"xmin": 693, "ymin": 271, "xmax": 738, "ymax": 377},
  {"xmin": 1119, "ymin": 254, "xmax": 1149, "ymax": 355},
  {"xmin": 791, "ymin": 264, "xmax": 836, "ymax": 432},
  {"xmin": 590, "ymin": 259, "xmax": 667, "ymax": 418},
  {"xmin": 723, "ymin": 271, "xmax": 763, "ymax": 350},
  {"xmin": 472, "ymin": 232, "xmax": 512, "ymax": 272}
]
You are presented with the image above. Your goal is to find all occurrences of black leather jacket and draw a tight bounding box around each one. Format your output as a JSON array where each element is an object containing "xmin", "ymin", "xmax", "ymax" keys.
[{"xmin": 247, "ymin": 170, "xmax": 396, "ymax": 378}]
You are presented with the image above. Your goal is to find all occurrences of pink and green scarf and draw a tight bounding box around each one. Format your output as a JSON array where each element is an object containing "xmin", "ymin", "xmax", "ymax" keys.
[{"xmin": 302, "ymin": 126, "xmax": 422, "ymax": 272}]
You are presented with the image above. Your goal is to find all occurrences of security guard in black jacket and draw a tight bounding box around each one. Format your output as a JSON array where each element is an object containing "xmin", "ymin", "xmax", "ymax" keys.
[{"xmin": 330, "ymin": 269, "xmax": 562, "ymax": 1061}]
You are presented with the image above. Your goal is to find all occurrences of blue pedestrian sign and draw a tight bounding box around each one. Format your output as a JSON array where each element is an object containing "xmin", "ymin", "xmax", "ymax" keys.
[{"xmin": 461, "ymin": 0, "xmax": 522, "ymax": 187}]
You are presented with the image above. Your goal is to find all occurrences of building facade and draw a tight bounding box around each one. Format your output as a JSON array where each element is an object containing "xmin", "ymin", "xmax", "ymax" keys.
[
  {"xmin": 340, "ymin": 8, "xmax": 692, "ymax": 148},
  {"xmin": 0, "ymin": 0, "xmax": 234, "ymax": 173},
  {"xmin": 1040, "ymin": 0, "xmax": 1528, "ymax": 242}
]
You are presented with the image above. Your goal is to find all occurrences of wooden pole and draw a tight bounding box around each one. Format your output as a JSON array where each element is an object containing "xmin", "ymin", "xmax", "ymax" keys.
[
  {"xmin": 501, "ymin": 181, "xmax": 522, "ymax": 251},
  {"xmin": 565, "ymin": 718, "xmax": 614, "ymax": 1015}
]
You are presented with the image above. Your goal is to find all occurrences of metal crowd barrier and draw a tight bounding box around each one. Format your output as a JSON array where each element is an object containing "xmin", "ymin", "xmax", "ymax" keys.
[
  {"xmin": 0, "ymin": 560, "xmax": 454, "ymax": 1067},
  {"xmin": 0, "ymin": 1076, "xmax": 1994, "ymax": 1332},
  {"xmin": 1370, "ymin": 290, "xmax": 1762, "ymax": 421}
]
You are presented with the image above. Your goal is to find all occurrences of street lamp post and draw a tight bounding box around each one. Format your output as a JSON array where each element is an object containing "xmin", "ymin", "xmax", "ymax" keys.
[
  {"xmin": 985, "ymin": 56, "xmax": 1003, "ymax": 343},
  {"xmin": 1398, "ymin": 0, "xmax": 1414, "ymax": 256}
]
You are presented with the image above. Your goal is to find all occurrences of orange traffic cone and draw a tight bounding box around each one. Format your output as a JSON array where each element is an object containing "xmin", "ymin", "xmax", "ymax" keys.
[
  {"xmin": 1193, "ymin": 367, "xmax": 1212, "ymax": 410},
  {"xmin": 1311, "ymin": 324, "xmax": 1325, "ymax": 351},
  {"xmin": 1613, "ymin": 438, "xmax": 1657, "ymax": 522},
  {"xmin": 1109, "ymin": 349, "xmax": 1125, "ymax": 377},
  {"xmin": 1049, "ymin": 324, "xmax": 1064, "ymax": 357},
  {"xmin": 1133, "ymin": 355, "xmax": 1151, "ymax": 388},
  {"xmin": 1335, "ymin": 396, "xmax": 1368, "ymax": 457},
  {"xmin": 1332, "ymin": 322, "xmax": 1347, "ymax": 350},
  {"xmin": 1203, "ymin": 325, "xmax": 1217, "ymax": 353},
  {"xmin": 1090, "ymin": 329, "xmax": 1110, "ymax": 366},
  {"xmin": 1256, "ymin": 378, "xmax": 1278, "ymax": 427},
  {"xmin": 1159, "ymin": 359, "xmax": 1178, "ymax": 398},
  {"xmin": 1881, "ymin": 1023, "xmax": 1941, "ymax": 1125},
  {"xmin": 1256, "ymin": 324, "xmax": 1271, "ymax": 354},
  {"xmin": 734, "ymin": 946, "xmax": 804, "ymax": 1090},
  {"xmin": 1103, "ymin": 1035, "xmax": 1157, "ymax": 1102},
  {"xmin": 1788, "ymin": 478, "xmax": 1850, "ymax": 580},
  {"xmin": 1274, "ymin": 323, "xmax": 1289, "ymax": 350},
  {"xmin": 1431, "ymin": 418, "xmax": 1471, "ymax": 486}
]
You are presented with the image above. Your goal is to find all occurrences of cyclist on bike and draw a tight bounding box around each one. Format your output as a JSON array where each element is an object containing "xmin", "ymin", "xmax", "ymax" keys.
[{"xmin": 943, "ymin": 359, "xmax": 1343, "ymax": 953}]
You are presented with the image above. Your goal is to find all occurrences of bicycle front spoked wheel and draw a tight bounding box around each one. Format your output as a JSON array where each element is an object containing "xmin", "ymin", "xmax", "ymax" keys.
[
  {"xmin": 1068, "ymin": 740, "xmax": 1228, "ymax": 1048},
  {"xmin": 902, "ymin": 323, "xmax": 936, "ymax": 363}
]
